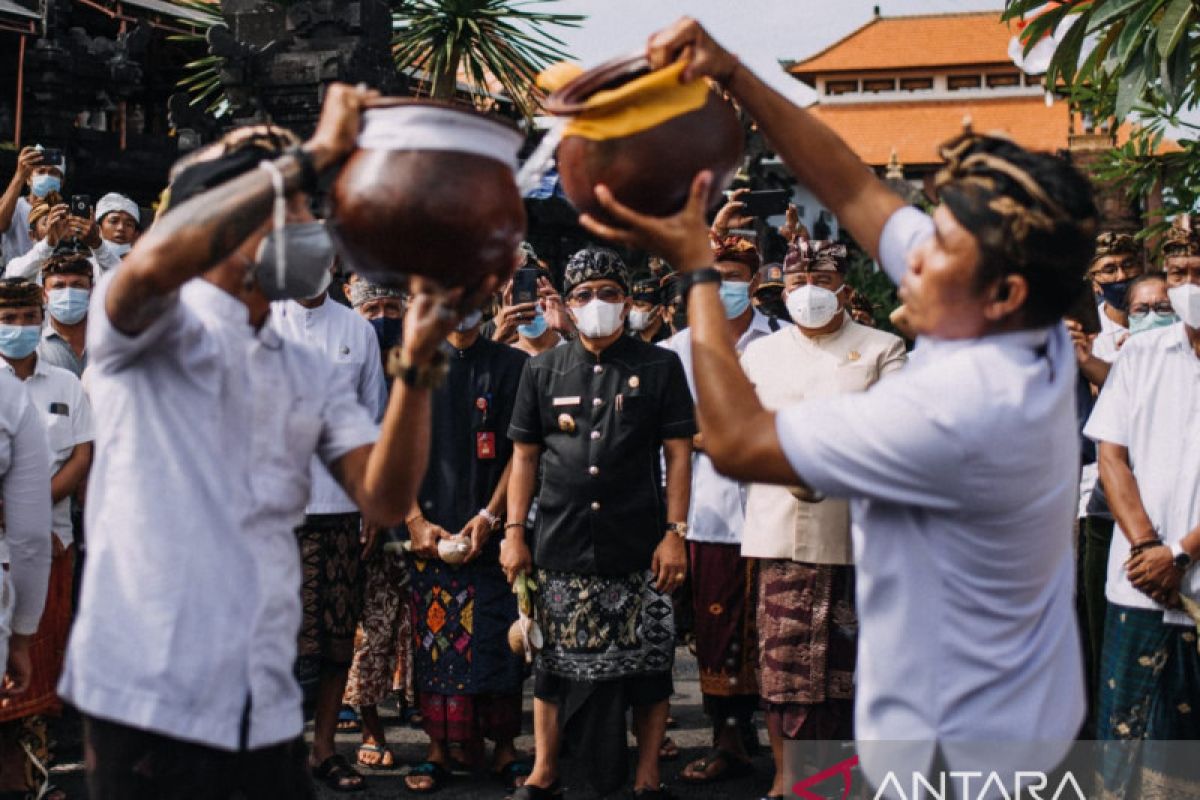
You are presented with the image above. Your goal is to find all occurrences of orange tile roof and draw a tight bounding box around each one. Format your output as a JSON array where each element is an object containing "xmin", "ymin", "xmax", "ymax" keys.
[
  {"xmin": 809, "ymin": 96, "xmax": 1070, "ymax": 167},
  {"xmin": 789, "ymin": 12, "xmax": 1016, "ymax": 80}
]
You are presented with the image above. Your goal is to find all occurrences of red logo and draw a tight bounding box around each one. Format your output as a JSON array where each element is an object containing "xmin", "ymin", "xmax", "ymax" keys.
[{"xmin": 793, "ymin": 754, "xmax": 859, "ymax": 800}]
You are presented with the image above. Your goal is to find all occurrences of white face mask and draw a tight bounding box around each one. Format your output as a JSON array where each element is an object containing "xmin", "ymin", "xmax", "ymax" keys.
[
  {"xmin": 573, "ymin": 299, "xmax": 626, "ymax": 339},
  {"xmin": 628, "ymin": 308, "xmax": 656, "ymax": 332},
  {"xmin": 786, "ymin": 284, "xmax": 842, "ymax": 329},
  {"xmin": 1168, "ymin": 283, "xmax": 1200, "ymax": 329}
]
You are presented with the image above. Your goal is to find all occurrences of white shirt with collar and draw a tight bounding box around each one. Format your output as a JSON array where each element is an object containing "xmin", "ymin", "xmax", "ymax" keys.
[
  {"xmin": 2, "ymin": 357, "xmax": 93, "ymax": 547},
  {"xmin": 4, "ymin": 238, "xmax": 106, "ymax": 284},
  {"xmin": 661, "ymin": 308, "xmax": 780, "ymax": 544},
  {"xmin": 272, "ymin": 296, "xmax": 387, "ymax": 516},
  {"xmin": 60, "ymin": 275, "xmax": 379, "ymax": 752},
  {"xmin": 0, "ymin": 370, "xmax": 52, "ymax": 663},
  {"xmin": 1084, "ymin": 322, "xmax": 1200, "ymax": 625},
  {"xmin": 0, "ymin": 196, "xmax": 32, "ymax": 265},
  {"xmin": 772, "ymin": 207, "xmax": 1084, "ymax": 782}
]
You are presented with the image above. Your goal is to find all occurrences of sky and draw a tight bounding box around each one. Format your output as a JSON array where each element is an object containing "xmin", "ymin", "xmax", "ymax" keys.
[{"xmin": 549, "ymin": 0, "xmax": 1008, "ymax": 106}]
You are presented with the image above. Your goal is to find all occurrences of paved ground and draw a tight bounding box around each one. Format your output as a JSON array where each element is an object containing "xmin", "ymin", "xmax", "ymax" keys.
[{"xmin": 47, "ymin": 648, "xmax": 781, "ymax": 799}]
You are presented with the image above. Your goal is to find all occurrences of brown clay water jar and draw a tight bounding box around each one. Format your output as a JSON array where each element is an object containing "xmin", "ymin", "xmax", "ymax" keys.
[
  {"xmin": 544, "ymin": 56, "xmax": 743, "ymax": 225},
  {"xmin": 328, "ymin": 99, "xmax": 527, "ymax": 289}
]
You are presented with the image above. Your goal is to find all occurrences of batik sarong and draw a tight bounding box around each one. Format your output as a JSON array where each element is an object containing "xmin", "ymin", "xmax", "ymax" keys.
[
  {"xmin": 757, "ymin": 559, "xmax": 857, "ymax": 739},
  {"xmin": 690, "ymin": 541, "xmax": 758, "ymax": 697},
  {"xmin": 1095, "ymin": 603, "xmax": 1200, "ymax": 800},
  {"xmin": 0, "ymin": 546, "xmax": 74, "ymax": 721},
  {"xmin": 344, "ymin": 548, "xmax": 414, "ymax": 709}
]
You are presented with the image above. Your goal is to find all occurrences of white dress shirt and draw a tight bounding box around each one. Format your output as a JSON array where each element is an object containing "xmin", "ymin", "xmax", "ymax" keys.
[
  {"xmin": 60, "ymin": 276, "xmax": 378, "ymax": 751},
  {"xmin": 660, "ymin": 308, "xmax": 779, "ymax": 544},
  {"xmin": 4, "ymin": 237, "xmax": 110, "ymax": 283},
  {"xmin": 740, "ymin": 318, "xmax": 906, "ymax": 563},
  {"xmin": 272, "ymin": 296, "xmax": 387, "ymax": 515},
  {"xmin": 0, "ymin": 371, "xmax": 52, "ymax": 667},
  {"xmin": 0, "ymin": 197, "xmax": 32, "ymax": 265},
  {"xmin": 1084, "ymin": 322, "xmax": 1200, "ymax": 625},
  {"xmin": 773, "ymin": 207, "xmax": 1084, "ymax": 782},
  {"xmin": 2, "ymin": 357, "xmax": 93, "ymax": 547}
]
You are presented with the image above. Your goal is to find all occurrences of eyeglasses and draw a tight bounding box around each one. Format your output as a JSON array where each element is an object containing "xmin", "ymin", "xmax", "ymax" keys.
[
  {"xmin": 1129, "ymin": 301, "xmax": 1174, "ymax": 316},
  {"xmin": 1090, "ymin": 260, "xmax": 1142, "ymax": 280},
  {"xmin": 566, "ymin": 286, "xmax": 625, "ymax": 306}
]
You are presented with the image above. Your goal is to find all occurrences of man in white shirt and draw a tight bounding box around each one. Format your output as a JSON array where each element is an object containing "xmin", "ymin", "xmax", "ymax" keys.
[
  {"xmin": 581, "ymin": 18, "xmax": 1096, "ymax": 790},
  {"xmin": 272, "ymin": 285, "xmax": 386, "ymax": 789},
  {"xmin": 5, "ymin": 197, "xmax": 118, "ymax": 283},
  {"xmin": 661, "ymin": 235, "xmax": 777, "ymax": 786},
  {"xmin": 58, "ymin": 85, "xmax": 478, "ymax": 799},
  {"xmin": 0, "ymin": 277, "xmax": 92, "ymax": 797},
  {"xmin": 94, "ymin": 192, "xmax": 141, "ymax": 259},
  {"xmin": 0, "ymin": 369, "xmax": 51, "ymax": 704},
  {"xmin": 1083, "ymin": 221, "xmax": 1200, "ymax": 797},
  {"xmin": 34, "ymin": 252, "xmax": 93, "ymax": 378},
  {"xmin": 739, "ymin": 240, "xmax": 905, "ymax": 798},
  {"xmin": 1, "ymin": 146, "xmax": 64, "ymax": 265}
]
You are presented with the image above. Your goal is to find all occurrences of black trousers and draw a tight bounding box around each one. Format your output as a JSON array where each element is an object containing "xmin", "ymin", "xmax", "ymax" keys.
[{"xmin": 83, "ymin": 715, "xmax": 316, "ymax": 800}]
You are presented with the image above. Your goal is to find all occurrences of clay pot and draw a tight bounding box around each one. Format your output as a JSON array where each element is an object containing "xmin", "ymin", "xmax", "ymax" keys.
[
  {"xmin": 329, "ymin": 99, "xmax": 527, "ymax": 290},
  {"xmin": 544, "ymin": 56, "xmax": 743, "ymax": 225}
]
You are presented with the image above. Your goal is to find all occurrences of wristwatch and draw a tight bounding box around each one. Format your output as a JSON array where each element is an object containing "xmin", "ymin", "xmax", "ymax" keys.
[
  {"xmin": 386, "ymin": 347, "xmax": 449, "ymax": 389},
  {"xmin": 1170, "ymin": 541, "xmax": 1193, "ymax": 572},
  {"xmin": 679, "ymin": 267, "xmax": 722, "ymax": 296},
  {"xmin": 666, "ymin": 522, "xmax": 688, "ymax": 539}
]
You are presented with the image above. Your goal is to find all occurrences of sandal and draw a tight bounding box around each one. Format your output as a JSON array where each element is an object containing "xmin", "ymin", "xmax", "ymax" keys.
[
  {"xmin": 336, "ymin": 705, "xmax": 362, "ymax": 733},
  {"xmin": 679, "ymin": 748, "xmax": 754, "ymax": 784},
  {"xmin": 356, "ymin": 742, "xmax": 397, "ymax": 769},
  {"xmin": 508, "ymin": 781, "xmax": 563, "ymax": 800},
  {"xmin": 404, "ymin": 761, "xmax": 452, "ymax": 794},
  {"xmin": 658, "ymin": 735, "xmax": 680, "ymax": 761},
  {"xmin": 492, "ymin": 759, "xmax": 533, "ymax": 791},
  {"xmin": 311, "ymin": 754, "xmax": 366, "ymax": 792}
]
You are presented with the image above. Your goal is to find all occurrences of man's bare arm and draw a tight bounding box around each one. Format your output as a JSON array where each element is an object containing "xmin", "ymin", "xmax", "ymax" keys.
[
  {"xmin": 50, "ymin": 442, "xmax": 92, "ymax": 505},
  {"xmin": 1098, "ymin": 442, "xmax": 1158, "ymax": 546},
  {"xmin": 662, "ymin": 437, "xmax": 692, "ymax": 523}
]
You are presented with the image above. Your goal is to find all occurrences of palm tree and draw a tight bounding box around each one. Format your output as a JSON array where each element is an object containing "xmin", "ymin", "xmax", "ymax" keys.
[{"xmin": 391, "ymin": 0, "xmax": 584, "ymax": 118}]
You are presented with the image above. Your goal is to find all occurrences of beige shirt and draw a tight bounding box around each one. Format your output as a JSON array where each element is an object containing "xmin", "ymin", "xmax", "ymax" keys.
[{"xmin": 740, "ymin": 316, "xmax": 906, "ymax": 563}]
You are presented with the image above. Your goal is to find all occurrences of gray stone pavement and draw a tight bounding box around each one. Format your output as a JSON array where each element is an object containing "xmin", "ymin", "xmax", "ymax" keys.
[{"xmin": 48, "ymin": 648, "xmax": 780, "ymax": 799}]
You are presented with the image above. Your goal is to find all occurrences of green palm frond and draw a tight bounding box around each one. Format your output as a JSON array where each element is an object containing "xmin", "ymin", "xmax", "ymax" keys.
[
  {"xmin": 391, "ymin": 0, "xmax": 585, "ymax": 118},
  {"xmin": 164, "ymin": 0, "xmax": 235, "ymax": 119}
]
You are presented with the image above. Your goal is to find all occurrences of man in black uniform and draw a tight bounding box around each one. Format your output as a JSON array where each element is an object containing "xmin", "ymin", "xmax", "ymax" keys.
[
  {"xmin": 404, "ymin": 310, "xmax": 531, "ymax": 793},
  {"xmin": 627, "ymin": 278, "xmax": 671, "ymax": 344},
  {"xmin": 502, "ymin": 248, "xmax": 694, "ymax": 800}
]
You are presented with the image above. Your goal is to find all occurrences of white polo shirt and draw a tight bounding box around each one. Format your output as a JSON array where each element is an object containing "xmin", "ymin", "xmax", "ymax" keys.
[
  {"xmin": 774, "ymin": 207, "xmax": 1084, "ymax": 782},
  {"xmin": 272, "ymin": 295, "xmax": 386, "ymax": 516},
  {"xmin": 60, "ymin": 275, "xmax": 378, "ymax": 751},
  {"xmin": 1083, "ymin": 321, "xmax": 1200, "ymax": 625},
  {"xmin": 2, "ymin": 357, "xmax": 92, "ymax": 546},
  {"xmin": 660, "ymin": 308, "xmax": 779, "ymax": 545},
  {"xmin": 0, "ymin": 370, "xmax": 52, "ymax": 644}
]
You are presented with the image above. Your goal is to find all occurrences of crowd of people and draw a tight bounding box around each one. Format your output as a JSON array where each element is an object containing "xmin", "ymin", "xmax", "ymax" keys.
[{"xmin": 0, "ymin": 15, "xmax": 1195, "ymax": 800}]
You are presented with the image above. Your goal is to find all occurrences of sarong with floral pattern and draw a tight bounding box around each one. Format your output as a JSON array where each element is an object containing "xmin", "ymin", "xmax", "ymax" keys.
[{"xmin": 535, "ymin": 569, "xmax": 674, "ymax": 682}]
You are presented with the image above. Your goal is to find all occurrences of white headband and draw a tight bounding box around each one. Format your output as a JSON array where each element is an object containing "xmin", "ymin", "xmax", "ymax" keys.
[
  {"xmin": 96, "ymin": 192, "xmax": 141, "ymax": 225},
  {"xmin": 358, "ymin": 104, "xmax": 522, "ymax": 173}
]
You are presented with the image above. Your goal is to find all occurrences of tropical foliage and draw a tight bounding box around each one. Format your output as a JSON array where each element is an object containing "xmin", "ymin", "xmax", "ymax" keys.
[
  {"xmin": 167, "ymin": 0, "xmax": 234, "ymax": 119},
  {"xmin": 1002, "ymin": 0, "xmax": 1200, "ymax": 236},
  {"xmin": 390, "ymin": 0, "xmax": 583, "ymax": 117}
]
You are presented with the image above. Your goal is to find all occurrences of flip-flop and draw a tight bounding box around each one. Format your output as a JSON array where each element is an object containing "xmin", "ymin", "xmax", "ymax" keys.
[
  {"xmin": 311, "ymin": 754, "xmax": 366, "ymax": 793},
  {"xmin": 492, "ymin": 759, "xmax": 533, "ymax": 791},
  {"xmin": 658, "ymin": 735, "xmax": 680, "ymax": 761},
  {"xmin": 336, "ymin": 705, "xmax": 362, "ymax": 733},
  {"xmin": 679, "ymin": 748, "xmax": 754, "ymax": 784},
  {"xmin": 356, "ymin": 742, "xmax": 398, "ymax": 770},
  {"xmin": 508, "ymin": 781, "xmax": 563, "ymax": 800},
  {"xmin": 404, "ymin": 761, "xmax": 452, "ymax": 794}
]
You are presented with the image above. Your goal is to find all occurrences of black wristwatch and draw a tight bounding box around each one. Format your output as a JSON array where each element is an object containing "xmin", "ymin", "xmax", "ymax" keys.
[
  {"xmin": 1170, "ymin": 542, "xmax": 1193, "ymax": 572},
  {"xmin": 386, "ymin": 347, "xmax": 449, "ymax": 389},
  {"xmin": 679, "ymin": 267, "xmax": 722, "ymax": 296}
]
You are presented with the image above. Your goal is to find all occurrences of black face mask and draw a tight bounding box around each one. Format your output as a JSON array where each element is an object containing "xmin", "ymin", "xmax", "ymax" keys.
[
  {"xmin": 1098, "ymin": 279, "xmax": 1132, "ymax": 312},
  {"xmin": 756, "ymin": 292, "xmax": 788, "ymax": 320},
  {"xmin": 369, "ymin": 316, "xmax": 403, "ymax": 354}
]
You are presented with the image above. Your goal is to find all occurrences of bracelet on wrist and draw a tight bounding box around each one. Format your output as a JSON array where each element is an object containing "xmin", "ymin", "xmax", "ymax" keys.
[
  {"xmin": 478, "ymin": 508, "xmax": 501, "ymax": 530},
  {"xmin": 404, "ymin": 512, "xmax": 424, "ymax": 527},
  {"xmin": 679, "ymin": 267, "xmax": 721, "ymax": 297},
  {"xmin": 504, "ymin": 522, "xmax": 525, "ymax": 532},
  {"xmin": 1129, "ymin": 538, "xmax": 1162, "ymax": 554},
  {"xmin": 284, "ymin": 146, "xmax": 320, "ymax": 195},
  {"xmin": 386, "ymin": 347, "xmax": 449, "ymax": 389}
]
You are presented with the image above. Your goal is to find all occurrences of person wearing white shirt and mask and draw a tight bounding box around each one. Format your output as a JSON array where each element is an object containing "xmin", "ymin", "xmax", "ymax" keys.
[
  {"xmin": 95, "ymin": 192, "xmax": 141, "ymax": 261},
  {"xmin": 580, "ymin": 18, "xmax": 1096, "ymax": 792},
  {"xmin": 737, "ymin": 239, "xmax": 905, "ymax": 799},
  {"xmin": 1082, "ymin": 220, "xmax": 1200, "ymax": 799},
  {"xmin": 662, "ymin": 236, "xmax": 777, "ymax": 787},
  {"xmin": 1, "ymin": 146, "xmax": 65, "ymax": 265},
  {"xmin": 34, "ymin": 252, "xmax": 93, "ymax": 378},
  {"xmin": 58, "ymin": 87, "xmax": 481, "ymax": 799}
]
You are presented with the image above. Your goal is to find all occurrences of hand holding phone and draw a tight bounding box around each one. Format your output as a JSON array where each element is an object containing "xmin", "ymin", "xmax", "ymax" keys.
[{"xmin": 69, "ymin": 194, "xmax": 93, "ymax": 219}]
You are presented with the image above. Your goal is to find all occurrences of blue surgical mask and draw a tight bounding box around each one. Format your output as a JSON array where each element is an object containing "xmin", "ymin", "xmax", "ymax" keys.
[
  {"xmin": 369, "ymin": 316, "xmax": 403, "ymax": 352},
  {"xmin": 455, "ymin": 309, "xmax": 483, "ymax": 332},
  {"xmin": 47, "ymin": 287, "xmax": 90, "ymax": 325},
  {"xmin": 31, "ymin": 175, "xmax": 61, "ymax": 199},
  {"xmin": 1098, "ymin": 280, "xmax": 1132, "ymax": 312},
  {"xmin": 0, "ymin": 324, "xmax": 41, "ymax": 359},
  {"xmin": 518, "ymin": 310, "xmax": 548, "ymax": 339},
  {"xmin": 718, "ymin": 280, "xmax": 751, "ymax": 319},
  {"xmin": 1128, "ymin": 310, "xmax": 1178, "ymax": 336}
]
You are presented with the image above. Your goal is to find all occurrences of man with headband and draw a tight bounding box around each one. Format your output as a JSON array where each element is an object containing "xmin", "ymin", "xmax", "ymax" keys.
[
  {"xmin": 581, "ymin": 19, "xmax": 1096, "ymax": 790},
  {"xmin": 58, "ymin": 85, "xmax": 478, "ymax": 798}
]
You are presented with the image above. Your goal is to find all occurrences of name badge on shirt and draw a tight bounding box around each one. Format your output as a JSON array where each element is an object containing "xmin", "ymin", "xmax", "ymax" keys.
[
  {"xmin": 48, "ymin": 402, "xmax": 69, "ymax": 416},
  {"xmin": 476, "ymin": 431, "xmax": 496, "ymax": 460},
  {"xmin": 552, "ymin": 396, "xmax": 581, "ymax": 407}
]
